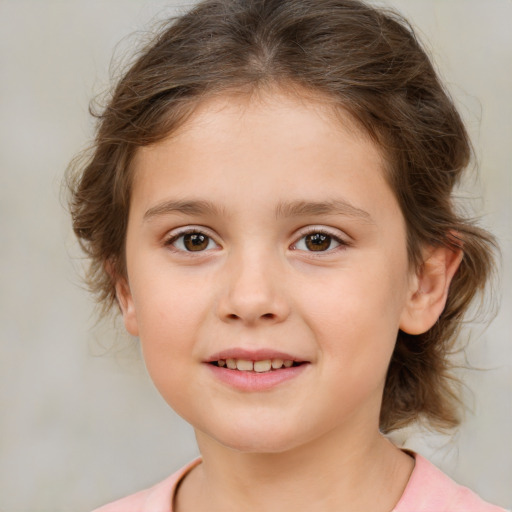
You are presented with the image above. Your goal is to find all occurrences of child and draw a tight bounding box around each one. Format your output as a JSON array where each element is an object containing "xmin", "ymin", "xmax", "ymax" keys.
[{"xmin": 67, "ymin": 0, "xmax": 506, "ymax": 510}]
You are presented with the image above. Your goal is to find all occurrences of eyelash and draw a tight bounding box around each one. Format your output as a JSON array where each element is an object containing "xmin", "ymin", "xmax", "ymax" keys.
[
  {"xmin": 163, "ymin": 227, "xmax": 350, "ymax": 254},
  {"xmin": 291, "ymin": 228, "xmax": 349, "ymax": 254},
  {"xmin": 164, "ymin": 228, "xmax": 219, "ymax": 253}
]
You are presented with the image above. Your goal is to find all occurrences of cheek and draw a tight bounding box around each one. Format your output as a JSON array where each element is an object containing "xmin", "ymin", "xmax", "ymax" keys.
[
  {"xmin": 132, "ymin": 261, "xmax": 207, "ymax": 328},
  {"xmin": 302, "ymin": 260, "xmax": 409, "ymax": 365},
  {"xmin": 130, "ymin": 271, "xmax": 208, "ymax": 374}
]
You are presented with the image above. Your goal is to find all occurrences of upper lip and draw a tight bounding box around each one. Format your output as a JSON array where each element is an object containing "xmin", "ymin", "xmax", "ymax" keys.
[{"xmin": 206, "ymin": 348, "xmax": 306, "ymax": 363}]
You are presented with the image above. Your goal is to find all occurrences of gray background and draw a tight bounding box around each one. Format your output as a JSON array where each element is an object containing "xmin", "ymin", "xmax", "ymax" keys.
[{"xmin": 0, "ymin": 1, "xmax": 510, "ymax": 510}]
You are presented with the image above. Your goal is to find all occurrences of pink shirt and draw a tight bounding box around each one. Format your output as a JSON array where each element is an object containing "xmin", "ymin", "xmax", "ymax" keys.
[{"xmin": 92, "ymin": 453, "xmax": 507, "ymax": 512}]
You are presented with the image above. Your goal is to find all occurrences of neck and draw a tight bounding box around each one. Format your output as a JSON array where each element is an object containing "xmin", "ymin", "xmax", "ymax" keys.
[{"xmin": 175, "ymin": 426, "xmax": 414, "ymax": 512}]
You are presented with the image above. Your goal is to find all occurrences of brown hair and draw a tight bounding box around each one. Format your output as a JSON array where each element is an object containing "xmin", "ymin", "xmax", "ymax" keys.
[{"xmin": 67, "ymin": 0, "xmax": 496, "ymax": 433}]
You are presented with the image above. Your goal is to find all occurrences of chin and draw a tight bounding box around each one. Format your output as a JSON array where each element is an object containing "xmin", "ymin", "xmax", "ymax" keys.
[
  {"xmin": 200, "ymin": 420, "xmax": 316, "ymax": 454},
  {"xmin": 221, "ymin": 437, "xmax": 296, "ymax": 454}
]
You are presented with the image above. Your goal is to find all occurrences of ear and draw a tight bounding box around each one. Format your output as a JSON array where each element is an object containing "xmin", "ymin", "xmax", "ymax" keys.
[
  {"xmin": 106, "ymin": 260, "xmax": 139, "ymax": 336},
  {"xmin": 399, "ymin": 245, "xmax": 463, "ymax": 335},
  {"xmin": 114, "ymin": 277, "xmax": 139, "ymax": 337}
]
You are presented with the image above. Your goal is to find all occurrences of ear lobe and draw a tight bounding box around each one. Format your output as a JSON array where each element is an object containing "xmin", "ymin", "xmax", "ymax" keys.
[{"xmin": 399, "ymin": 245, "xmax": 463, "ymax": 335}]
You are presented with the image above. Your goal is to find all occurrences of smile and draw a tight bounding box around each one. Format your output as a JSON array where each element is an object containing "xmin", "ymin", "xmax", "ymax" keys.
[
  {"xmin": 212, "ymin": 358, "xmax": 300, "ymax": 372},
  {"xmin": 205, "ymin": 350, "xmax": 309, "ymax": 391}
]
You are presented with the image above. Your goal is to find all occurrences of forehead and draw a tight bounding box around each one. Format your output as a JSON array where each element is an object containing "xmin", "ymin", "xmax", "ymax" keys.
[
  {"xmin": 132, "ymin": 88, "xmax": 381, "ymax": 177},
  {"xmin": 129, "ymin": 88, "xmax": 398, "ymax": 223}
]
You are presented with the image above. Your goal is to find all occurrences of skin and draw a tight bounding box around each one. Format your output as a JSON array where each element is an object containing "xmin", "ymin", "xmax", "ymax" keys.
[{"xmin": 116, "ymin": 89, "xmax": 461, "ymax": 512}]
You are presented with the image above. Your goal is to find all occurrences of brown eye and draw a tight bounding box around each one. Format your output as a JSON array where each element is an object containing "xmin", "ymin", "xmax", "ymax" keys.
[
  {"xmin": 305, "ymin": 233, "xmax": 332, "ymax": 251},
  {"xmin": 169, "ymin": 231, "xmax": 218, "ymax": 252},
  {"xmin": 183, "ymin": 233, "xmax": 210, "ymax": 251},
  {"xmin": 294, "ymin": 231, "xmax": 342, "ymax": 252}
]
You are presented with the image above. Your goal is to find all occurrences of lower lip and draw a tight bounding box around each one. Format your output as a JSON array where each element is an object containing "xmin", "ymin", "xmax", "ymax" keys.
[{"xmin": 205, "ymin": 363, "xmax": 309, "ymax": 391}]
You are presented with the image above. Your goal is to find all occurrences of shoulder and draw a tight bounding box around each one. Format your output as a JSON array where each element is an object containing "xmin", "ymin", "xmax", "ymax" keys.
[
  {"xmin": 91, "ymin": 459, "xmax": 202, "ymax": 512},
  {"xmin": 394, "ymin": 452, "xmax": 508, "ymax": 512}
]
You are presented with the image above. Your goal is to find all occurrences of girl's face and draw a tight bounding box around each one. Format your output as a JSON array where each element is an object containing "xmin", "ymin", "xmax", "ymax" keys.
[{"xmin": 119, "ymin": 90, "xmax": 417, "ymax": 453}]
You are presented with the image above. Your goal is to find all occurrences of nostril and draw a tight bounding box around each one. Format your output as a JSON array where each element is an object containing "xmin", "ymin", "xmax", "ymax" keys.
[{"xmin": 262, "ymin": 313, "xmax": 275, "ymax": 319}]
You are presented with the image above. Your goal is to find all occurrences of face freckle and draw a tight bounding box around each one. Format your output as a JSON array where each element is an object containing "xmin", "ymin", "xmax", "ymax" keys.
[{"xmin": 118, "ymin": 89, "xmax": 416, "ymax": 454}]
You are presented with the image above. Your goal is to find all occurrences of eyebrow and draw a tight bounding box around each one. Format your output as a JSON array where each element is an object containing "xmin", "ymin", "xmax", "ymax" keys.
[
  {"xmin": 275, "ymin": 199, "xmax": 374, "ymax": 223},
  {"xmin": 143, "ymin": 198, "xmax": 373, "ymax": 223},
  {"xmin": 144, "ymin": 199, "xmax": 226, "ymax": 221}
]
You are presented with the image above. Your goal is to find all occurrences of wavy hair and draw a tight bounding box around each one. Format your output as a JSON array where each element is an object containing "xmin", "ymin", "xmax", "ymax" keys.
[{"xmin": 67, "ymin": 0, "xmax": 496, "ymax": 432}]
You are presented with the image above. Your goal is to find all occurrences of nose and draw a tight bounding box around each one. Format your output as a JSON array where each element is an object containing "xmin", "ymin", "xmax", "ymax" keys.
[{"xmin": 216, "ymin": 249, "xmax": 291, "ymax": 326}]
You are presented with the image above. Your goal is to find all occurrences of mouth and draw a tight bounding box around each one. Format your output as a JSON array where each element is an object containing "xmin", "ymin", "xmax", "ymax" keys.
[
  {"xmin": 209, "ymin": 358, "xmax": 305, "ymax": 373},
  {"xmin": 205, "ymin": 350, "xmax": 309, "ymax": 391}
]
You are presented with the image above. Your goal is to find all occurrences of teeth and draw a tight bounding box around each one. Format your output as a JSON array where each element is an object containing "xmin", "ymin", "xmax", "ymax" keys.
[
  {"xmin": 254, "ymin": 360, "xmax": 272, "ymax": 372},
  {"xmin": 236, "ymin": 359, "xmax": 253, "ymax": 371},
  {"xmin": 217, "ymin": 358, "xmax": 298, "ymax": 372}
]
